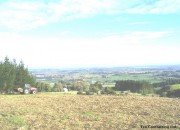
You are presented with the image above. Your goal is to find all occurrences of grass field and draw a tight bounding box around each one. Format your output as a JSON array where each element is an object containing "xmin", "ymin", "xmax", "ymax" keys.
[
  {"xmin": 88, "ymin": 73, "xmax": 162, "ymax": 84},
  {"xmin": 170, "ymin": 84, "xmax": 180, "ymax": 91},
  {"xmin": 0, "ymin": 93, "xmax": 179, "ymax": 130}
]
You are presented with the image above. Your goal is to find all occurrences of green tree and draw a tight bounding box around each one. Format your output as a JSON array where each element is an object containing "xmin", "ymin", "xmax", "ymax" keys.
[
  {"xmin": 53, "ymin": 82, "xmax": 63, "ymax": 92},
  {"xmin": 44, "ymin": 83, "xmax": 52, "ymax": 92},
  {"xmin": 36, "ymin": 82, "xmax": 52, "ymax": 92},
  {"xmin": 115, "ymin": 80, "xmax": 153, "ymax": 94},
  {"xmin": 0, "ymin": 56, "xmax": 36, "ymax": 93},
  {"xmin": 89, "ymin": 81, "xmax": 102, "ymax": 93},
  {"xmin": 72, "ymin": 80, "xmax": 89, "ymax": 91},
  {"xmin": 0, "ymin": 56, "xmax": 16, "ymax": 93},
  {"xmin": 0, "ymin": 61, "xmax": 4, "ymax": 93}
]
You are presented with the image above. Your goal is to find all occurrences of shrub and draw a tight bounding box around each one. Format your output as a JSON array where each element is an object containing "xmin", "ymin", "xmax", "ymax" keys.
[
  {"xmin": 85, "ymin": 91, "xmax": 94, "ymax": 95},
  {"xmin": 102, "ymin": 87, "xmax": 116, "ymax": 95},
  {"xmin": 77, "ymin": 91, "xmax": 84, "ymax": 95},
  {"xmin": 160, "ymin": 92, "xmax": 167, "ymax": 97},
  {"xmin": 108, "ymin": 90, "xmax": 116, "ymax": 95},
  {"xmin": 167, "ymin": 89, "xmax": 180, "ymax": 98}
]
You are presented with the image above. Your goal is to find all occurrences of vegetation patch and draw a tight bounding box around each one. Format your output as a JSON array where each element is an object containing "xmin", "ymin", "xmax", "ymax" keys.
[
  {"xmin": 170, "ymin": 84, "xmax": 180, "ymax": 91},
  {"xmin": 0, "ymin": 112, "xmax": 27, "ymax": 129}
]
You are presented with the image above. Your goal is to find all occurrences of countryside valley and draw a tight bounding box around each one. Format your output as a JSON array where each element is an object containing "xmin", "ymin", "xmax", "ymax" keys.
[
  {"xmin": 31, "ymin": 65, "xmax": 180, "ymax": 97},
  {"xmin": 0, "ymin": 57, "xmax": 180, "ymax": 130}
]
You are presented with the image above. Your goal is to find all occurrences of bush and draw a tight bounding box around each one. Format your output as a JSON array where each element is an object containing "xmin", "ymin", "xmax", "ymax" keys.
[
  {"xmin": 160, "ymin": 92, "xmax": 167, "ymax": 97},
  {"xmin": 108, "ymin": 90, "xmax": 116, "ymax": 95},
  {"xmin": 85, "ymin": 91, "xmax": 94, "ymax": 95},
  {"xmin": 102, "ymin": 87, "xmax": 116, "ymax": 95},
  {"xmin": 121, "ymin": 90, "xmax": 130, "ymax": 95},
  {"xmin": 77, "ymin": 91, "xmax": 84, "ymax": 95},
  {"xmin": 101, "ymin": 91, "xmax": 107, "ymax": 94},
  {"xmin": 167, "ymin": 89, "xmax": 180, "ymax": 98}
]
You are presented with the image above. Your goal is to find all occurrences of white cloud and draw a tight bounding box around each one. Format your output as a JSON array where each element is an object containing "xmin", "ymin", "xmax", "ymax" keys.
[
  {"xmin": 0, "ymin": 31, "xmax": 179, "ymax": 68},
  {"xmin": 7, "ymin": 2, "xmax": 45, "ymax": 11},
  {"xmin": 0, "ymin": 0, "xmax": 180, "ymax": 31},
  {"xmin": 0, "ymin": 0, "xmax": 117, "ymax": 31},
  {"xmin": 0, "ymin": 5, "xmax": 47, "ymax": 30},
  {"xmin": 126, "ymin": 0, "xmax": 180, "ymax": 14}
]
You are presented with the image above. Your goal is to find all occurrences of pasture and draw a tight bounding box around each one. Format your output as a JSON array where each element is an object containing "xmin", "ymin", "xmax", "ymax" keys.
[
  {"xmin": 170, "ymin": 84, "xmax": 180, "ymax": 91},
  {"xmin": 0, "ymin": 93, "xmax": 179, "ymax": 130}
]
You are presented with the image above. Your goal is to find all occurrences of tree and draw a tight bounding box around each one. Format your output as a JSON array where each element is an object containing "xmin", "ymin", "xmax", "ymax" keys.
[
  {"xmin": 89, "ymin": 81, "xmax": 102, "ymax": 93},
  {"xmin": 0, "ymin": 56, "xmax": 16, "ymax": 93},
  {"xmin": 167, "ymin": 89, "xmax": 180, "ymax": 97},
  {"xmin": 53, "ymin": 82, "xmax": 63, "ymax": 92},
  {"xmin": 72, "ymin": 80, "xmax": 89, "ymax": 91},
  {"xmin": 114, "ymin": 80, "xmax": 153, "ymax": 94},
  {"xmin": 36, "ymin": 82, "xmax": 52, "ymax": 92},
  {"xmin": 0, "ymin": 56, "xmax": 36, "ymax": 93},
  {"xmin": 0, "ymin": 61, "xmax": 4, "ymax": 93},
  {"xmin": 101, "ymin": 87, "xmax": 116, "ymax": 95}
]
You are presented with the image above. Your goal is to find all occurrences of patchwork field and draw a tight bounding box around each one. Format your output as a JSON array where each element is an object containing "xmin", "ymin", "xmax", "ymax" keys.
[{"xmin": 0, "ymin": 94, "xmax": 179, "ymax": 130}]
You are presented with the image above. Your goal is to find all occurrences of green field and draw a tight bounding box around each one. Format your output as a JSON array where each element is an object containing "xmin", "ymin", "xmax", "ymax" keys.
[
  {"xmin": 170, "ymin": 84, "xmax": 180, "ymax": 91},
  {"xmin": 108, "ymin": 74, "xmax": 161, "ymax": 83},
  {"xmin": 88, "ymin": 73, "xmax": 162, "ymax": 84}
]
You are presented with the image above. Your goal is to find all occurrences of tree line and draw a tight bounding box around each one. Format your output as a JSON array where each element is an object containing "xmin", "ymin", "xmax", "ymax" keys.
[
  {"xmin": 35, "ymin": 80, "xmax": 116, "ymax": 95},
  {"xmin": 38, "ymin": 79, "xmax": 180, "ymax": 97},
  {"xmin": 152, "ymin": 78, "xmax": 180, "ymax": 88},
  {"xmin": 153, "ymin": 79, "xmax": 180, "ymax": 98},
  {"xmin": 0, "ymin": 56, "xmax": 36, "ymax": 93},
  {"xmin": 114, "ymin": 80, "xmax": 154, "ymax": 95}
]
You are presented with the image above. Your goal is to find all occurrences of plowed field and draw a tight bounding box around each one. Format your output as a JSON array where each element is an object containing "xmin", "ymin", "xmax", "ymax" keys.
[{"xmin": 0, "ymin": 94, "xmax": 179, "ymax": 130}]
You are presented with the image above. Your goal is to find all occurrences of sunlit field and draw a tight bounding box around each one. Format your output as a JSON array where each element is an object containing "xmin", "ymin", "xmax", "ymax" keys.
[{"xmin": 0, "ymin": 93, "xmax": 179, "ymax": 130}]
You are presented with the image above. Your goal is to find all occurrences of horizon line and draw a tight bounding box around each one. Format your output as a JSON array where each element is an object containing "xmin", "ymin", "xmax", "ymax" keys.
[{"xmin": 29, "ymin": 64, "xmax": 180, "ymax": 70}]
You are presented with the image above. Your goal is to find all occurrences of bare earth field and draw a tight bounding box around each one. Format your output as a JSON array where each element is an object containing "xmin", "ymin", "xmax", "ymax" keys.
[{"xmin": 0, "ymin": 94, "xmax": 179, "ymax": 130}]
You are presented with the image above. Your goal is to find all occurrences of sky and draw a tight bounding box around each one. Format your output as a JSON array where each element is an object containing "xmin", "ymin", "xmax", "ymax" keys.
[{"xmin": 0, "ymin": 0, "xmax": 180, "ymax": 69}]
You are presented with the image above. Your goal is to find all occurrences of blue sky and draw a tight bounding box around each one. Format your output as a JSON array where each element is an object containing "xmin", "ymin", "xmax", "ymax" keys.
[{"xmin": 0, "ymin": 0, "xmax": 180, "ymax": 68}]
